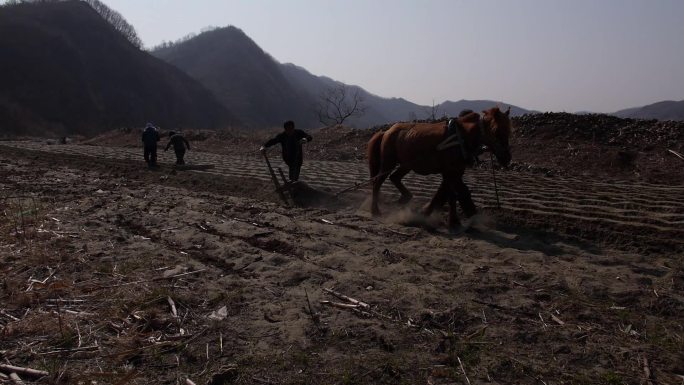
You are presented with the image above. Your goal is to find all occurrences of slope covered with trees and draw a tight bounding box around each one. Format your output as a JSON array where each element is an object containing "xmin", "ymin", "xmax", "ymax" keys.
[
  {"xmin": 153, "ymin": 27, "xmax": 317, "ymax": 130},
  {"xmin": 4, "ymin": 0, "xmax": 142, "ymax": 47},
  {"xmin": 0, "ymin": 1, "xmax": 238, "ymax": 136}
]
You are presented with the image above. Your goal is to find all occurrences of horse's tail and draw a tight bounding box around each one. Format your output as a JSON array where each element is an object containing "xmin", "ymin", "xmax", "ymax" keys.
[{"xmin": 368, "ymin": 131, "xmax": 384, "ymax": 178}]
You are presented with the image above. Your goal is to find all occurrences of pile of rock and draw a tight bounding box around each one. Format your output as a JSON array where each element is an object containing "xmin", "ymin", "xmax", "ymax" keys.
[
  {"xmin": 513, "ymin": 113, "xmax": 684, "ymax": 148},
  {"xmin": 307, "ymin": 125, "xmax": 377, "ymax": 161}
]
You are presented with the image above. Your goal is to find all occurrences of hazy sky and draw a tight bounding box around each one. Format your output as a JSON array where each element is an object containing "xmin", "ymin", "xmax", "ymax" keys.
[{"xmin": 105, "ymin": 0, "xmax": 684, "ymax": 112}]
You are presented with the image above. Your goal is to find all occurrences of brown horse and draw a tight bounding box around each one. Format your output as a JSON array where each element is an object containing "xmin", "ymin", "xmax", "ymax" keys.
[{"xmin": 367, "ymin": 107, "xmax": 512, "ymax": 230}]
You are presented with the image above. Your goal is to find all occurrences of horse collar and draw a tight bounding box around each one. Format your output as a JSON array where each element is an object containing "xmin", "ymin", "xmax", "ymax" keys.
[{"xmin": 437, "ymin": 119, "xmax": 470, "ymax": 159}]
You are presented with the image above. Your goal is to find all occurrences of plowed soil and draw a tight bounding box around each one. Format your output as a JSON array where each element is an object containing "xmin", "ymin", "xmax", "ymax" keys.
[{"xmin": 0, "ymin": 138, "xmax": 683, "ymax": 385}]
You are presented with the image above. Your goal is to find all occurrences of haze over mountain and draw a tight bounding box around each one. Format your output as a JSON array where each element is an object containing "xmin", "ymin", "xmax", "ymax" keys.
[
  {"xmin": 614, "ymin": 100, "xmax": 684, "ymax": 121},
  {"xmin": 0, "ymin": 1, "xmax": 238, "ymax": 136},
  {"xmin": 6, "ymin": 1, "xmax": 679, "ymax": 138},
  {"xmin": 153, "ymin": 26, "xmax": 535, "ymax": 129}
]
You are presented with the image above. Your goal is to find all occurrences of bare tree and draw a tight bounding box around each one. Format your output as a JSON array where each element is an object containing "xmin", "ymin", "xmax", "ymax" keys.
[
  {"xmin": 84, "ymin": 0, "xmax": 142, "ymax": 48},
  {"xmin": 315, "ymin": 84, "xmax": 367, "ymax": 126},
  {"xmin": 1, "ymin": 0, "xmax": 143, "ymax": 48}
]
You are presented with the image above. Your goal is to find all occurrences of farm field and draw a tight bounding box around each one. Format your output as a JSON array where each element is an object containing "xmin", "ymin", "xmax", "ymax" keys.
[{"xmin": 0, "ymin": 142, "xmax": 683, "ymax": 384}]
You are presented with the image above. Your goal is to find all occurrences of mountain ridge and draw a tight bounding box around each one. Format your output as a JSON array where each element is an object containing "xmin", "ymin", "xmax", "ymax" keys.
[
  {"xmin": 152, "ymin": 27, "xmax": 317, "ymax": 129},
  {"xmin": 614, "ymin": 100, "xmax": 684, "ymax": 121},
  {"xmin": 153, "ymin": 26, "xmax": 536, "ymax": 129},
  {"xmin": 11, "ymin": 3, "xmax": 681, "ymax": 137}
]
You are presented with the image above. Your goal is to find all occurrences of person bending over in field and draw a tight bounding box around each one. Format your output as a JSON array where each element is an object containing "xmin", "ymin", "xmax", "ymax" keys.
[
  {"xmin": 165, "ymin": 131, "xmax": 191, "ymax": 165},
  {"xmin": 260, "ymin": 120, "xmax": 312, "ymax": 182}
]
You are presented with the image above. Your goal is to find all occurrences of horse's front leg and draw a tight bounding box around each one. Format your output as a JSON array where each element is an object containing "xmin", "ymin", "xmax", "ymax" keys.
[
  {"xmin": 445, "ymin": 175, "xmax": 475, "ymax": 232},
  {"xmin": 447, "ymin": 193, "xmax": 461, "ymax": 232},
  {"xmin": 389, "ymin": 166, "xmax": 413, "ymax": 204},
  {"xmin": 422, "ymin": 179, "xmax": 448, "ymax": 217},
  {"xmin": 452, "ymin": 178, "xmax": 477, "ymax": 218}
]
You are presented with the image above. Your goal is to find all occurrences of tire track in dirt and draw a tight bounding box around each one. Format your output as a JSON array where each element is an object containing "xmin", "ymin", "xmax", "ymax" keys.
[{"xmin": 3, "ymin": 141, "xmax": 684, "ymax": 251}]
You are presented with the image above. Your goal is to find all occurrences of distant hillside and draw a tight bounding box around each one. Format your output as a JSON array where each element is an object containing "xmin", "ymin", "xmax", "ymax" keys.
[
  {"xmin": 0, "ymin": 1, "xmax": 238, "ymax": 136},
  {"xmin": 152, "ymin": 27, "xmax": 317, "ymax": 129},
  {"xmin": 281, "ymin": 65, "xmax": 533, "ymax": 125},
  {"xmin": 437, "ymin": 100, "xmax": 535, "ymax": 118},
  {"xmin": 614, "ymin": 100, "xmax": 684, "ymax": 121},
  {"xmin": 279, "ymin": 63, "xmax": 425, "ymax": 126},
  {"xmin": 153, "ymin": 26, "xmax": 532, "ymax": 129}
]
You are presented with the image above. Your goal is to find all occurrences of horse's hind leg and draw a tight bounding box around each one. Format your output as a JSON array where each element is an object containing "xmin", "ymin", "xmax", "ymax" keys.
[
  {"xmin": 371, "ymin": 169, "xmax": 391, "ymax": 216},
  {"xmin": 389, "ymin": 166, "xmax": 413, "ymax": 204}
]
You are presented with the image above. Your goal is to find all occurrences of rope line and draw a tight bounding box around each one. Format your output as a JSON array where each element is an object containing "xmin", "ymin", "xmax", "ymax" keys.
[{"xmin": 490, "ymin": 152, "xmax": 501, "ymax": 210}]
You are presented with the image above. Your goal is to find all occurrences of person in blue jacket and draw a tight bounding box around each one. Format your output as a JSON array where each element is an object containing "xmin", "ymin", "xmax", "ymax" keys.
[{"xmin": 141, "ymin": 123, "xmax": 160, "ymax": 168}]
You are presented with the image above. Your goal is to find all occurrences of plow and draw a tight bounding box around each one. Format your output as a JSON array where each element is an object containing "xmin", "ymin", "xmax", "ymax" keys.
[
  {"xmin": 261, "ymin": 151, "xmax": 336, "ymax": 207},
  {"xmin": 261, "ymin": 151, "xmax": 300, "ymax": 206}
]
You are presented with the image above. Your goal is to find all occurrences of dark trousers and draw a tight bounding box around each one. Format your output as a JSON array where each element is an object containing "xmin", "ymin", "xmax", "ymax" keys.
[
  {"xmin": 287, "ymin": 161, "xmax": 302, "ymax": 181},
  {"xmin": 144, "ymin": 145, "xmax": 157, "ymax": 166},
  {"xmin": 450, "ymin": 183, "xmax": 477, "ymax": 218},
  {"xmin": 174, "ymin": 149, "xmax": 186, "ymax": 165}
]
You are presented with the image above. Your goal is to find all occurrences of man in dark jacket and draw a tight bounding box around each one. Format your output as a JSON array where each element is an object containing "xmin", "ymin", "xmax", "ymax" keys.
[
  {"xmin": 260, "ymin": 120, "xmax": 312, "ymax": 181},
  {"xmin": 164, "ymin": 131, "xmax": 191, "ymax": 165},
  {"xmin": 141, "ymin": 123, "xmax": 160, "ymax": 167}
]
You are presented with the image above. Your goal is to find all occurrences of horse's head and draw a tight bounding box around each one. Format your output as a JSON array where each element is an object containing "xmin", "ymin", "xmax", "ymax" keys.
[{"xmin": 481, "ymin": 106, "xmax": 512, "ymax": 166}]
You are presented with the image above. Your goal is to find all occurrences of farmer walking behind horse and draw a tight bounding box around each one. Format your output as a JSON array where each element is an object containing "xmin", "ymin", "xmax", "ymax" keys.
[
  {"xmin": 165, "ymin": 131, "xmax": 191, "ymax": 165},
  {"xmin": 142, "ymin": 123, "xmax": 160, "ymax": 168},
  {"xmin": 260, "ymin": 120, "xmax": 312, "ymax": 181}
]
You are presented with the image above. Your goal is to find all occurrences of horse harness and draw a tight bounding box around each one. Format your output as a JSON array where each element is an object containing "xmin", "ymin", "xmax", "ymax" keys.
[{"xmin": 436, "ymin": 118, "xmax": 483, "ymax": 163}]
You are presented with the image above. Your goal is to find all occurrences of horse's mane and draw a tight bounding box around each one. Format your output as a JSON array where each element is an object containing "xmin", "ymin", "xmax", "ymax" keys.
[
  {"xmin": 484, "ymin": 107, "xmax": 512, "ymax": 137},
  {"xmin": 459, "ymin": 111, "xmax": 480, "ymax": 123}
]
